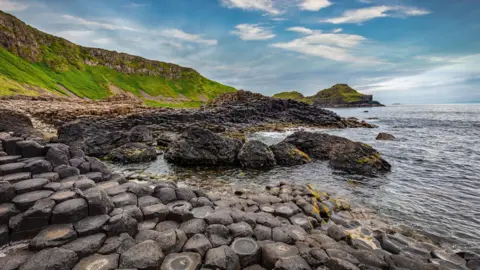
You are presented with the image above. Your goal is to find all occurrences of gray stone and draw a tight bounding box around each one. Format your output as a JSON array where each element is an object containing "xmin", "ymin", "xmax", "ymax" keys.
[
  {"xmin": 0, "ymin": 203, "xmax": 19, "ymax": 224},
  {"xmin": 1, "ymin": 172, "xmax": 31, "ymax": 184},
  {"xmin": 45, "ymin": 146, "xmax": 70, "ymax": 167},
  {"xmin": 20, "ymin": 247, "xmax": 78, "ymax": 270},
  {"xmin": 179, "ymin": 218, "xmax": 207, "ymax": 237},
  {"xmin": 16, "ymin": 140, "xmax": 44, "ymax": 158},
  {"xmin": 121, "ymin": 205, "xmax": 143, "ymax": 222},
  {"xmin": 135, "ymin": 229, "xmax": 163, "ymax": 243},
  {"xmin": 299, "ymin": 248, "xmax": 329, "ymax": 267},
  {"xmin": 73, "ymin": 253, "xmax": 119, "ymax": 270},
  {"xmin": 160, "ymin": 252, "xmax": 202, "ymax": 270},
  {"xmin": 326, "ymin": 249, "xmax": 360, "ymax": 265},
  {"xmin": 206, "ymin": 224, "xmax": 233, "ymax": 248},
  {"xmin": 13, "ymin": 178, "xmax": 49, "ymax": 194},
  {"xmin": 33, "ymin": 172, "xmax": 59, "ymax": 182},
  {"xmin": 156, "ymin": 220, "xmax": 180, "ymax": 232},
  {"xmin": 119, "ymin": 240, "xmax": 164, "ymax": 269},
  {"xmin": 175, "ymin": 187, "xmax": 197, "ymax": 201},
  {"xmin": 74, "ymin": 177, "xmax": 96, "ymax": 190},
  {"xmin": 274, "ymin": 255, "xmax": 312, "ymax": 270},
  {"xmin": 0, "ymin": 248, "xmax": 32, "ymax": 270},
  {"xmin": 86, "ymin": 171, "xmax": 103, "ymax": 182},
  {"xmin": 142, "ymin": 203, "xmax": 169, "ymax": 220},
  {"xmin": 190, "ymin": 197, "xmax": 214, "ymax": 208},
  {"xmin": 98, "ymin": 233, "xmax": 135, "ymax": 254},
  {"xmin": 2, "ymin": 137, "xmax": 23, "ymax": 156},
  {"xmin": 138, "ymin": 218, "xmax": 159, "ymax": 231},
  {"xmin": 51, "ymin": 198, "xmax": 88, "ymax": 224},
  {"xmin": 191, "ymin": 206, "xmax": 214, "ymax": 219},
  {"xmin": 238, "ymin": 140, "xmax": 276, "ymax": 169},
  {"xmin": 12, "ymin": 190, "xmax": 53, "ymax": 211},
  {"xmin": 103, "ymin": 214, "xmax": 138, "ymax": 237},
  {"xmin": 156, "ymin": 229, "xmax": 188, "ymax": 255},
  {"xmin": 89, "ymin": 157, "xmax": 112, "ymax": 180},
  {"xmin": 155, "ymin": 187, "xmax": 177, "ymax": 204},
  {"xmin": 49, "ymin": 190, "xmax": 77, "ymax": 202},
  {"xmin": 205, "ymin": 210, "xmax": 234, "ymax": 225},
  {"xmin": 350, "ymin": 250, "xmax": 388, "ymax": 269},
  {"xmin": 62, "ymin": 233, "xmax": 107, "ymax": 258},
  {"xmin": 84, "ymin": 187, "xmax": 115, "ymax": 216},
  {"xmin": 274, "ymin": 204, "xmax": 295, "ymax": 218},
  {"xmin": 254, "ymin": 225, "xmax": 272, "ymax": 241},
  {"xmin": 0, "ymin": 181, "xmax": 15, "ymax": 203},
  {"xmin": 262, "ymin": 242, "xmax": 299, "ymax": 270},
  {"xmin": 167, "ymin": 201, "xmax": 193, "ymax": 222},
  {"xmin": 24, "ymin": 159, "xmax": 53, "ymax": 174},
  {"xmin": 138, "ymin": 195, "xmax": 161, "ymax": 208},
  {"xmin": 74, "ymin": 215, "xmax": 110, "ymax": 237},
  {"xmin": 55, "ymin": 165, "xmax": 80, "ymax": 179},
  {"xmin": 30, "ymin": 224, "xmax": 78, "ymax": 250},
  {"xmin": 0, "ymin": 155, "xmax": 21, "ymax": 165},
  {"xmin": 0, "ymin": 162, "xmax": 26, "ymax": 176},
  {"xmin": 231, "ymin": 237, "xmax": 261, "ymax": 267},
  {"xmin": 205, "ymin": 245, "xmax": 240, "ymax": 270},
  {"xmin": 327, "ymin": 225, "xmax": 347, "ymax": 241},
  {"xmin": 183, "ymin": 233, "xmax": 212, "ymax": 256},
  {"xmin": 112, "ymin": 192, "xmax": 137, "ymax": 208},
  {"xmin": 228, "ymin": 222, "xmax": 254, "ymax": 238}
]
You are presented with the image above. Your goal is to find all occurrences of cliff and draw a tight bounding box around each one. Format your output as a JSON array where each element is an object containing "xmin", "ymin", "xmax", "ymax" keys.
[
  {"xmin": 0, "ymin": 11, "xmax": 235, "ymax": 103},
  {"xmin": 273, "ymin": 84, "xmax": 384, "ymax": 108}
]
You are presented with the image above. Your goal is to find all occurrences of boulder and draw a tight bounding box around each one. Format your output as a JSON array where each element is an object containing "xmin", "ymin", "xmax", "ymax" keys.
[
  {"xmin": 103, "ymin": 214, "xmax": 138, "ymax": 237},
  {"xmin": 165, "ymin": 127, "xmax": 242, "ymax": 166},
  {"xmin": 376, "ymin": 133, "xmax": 396, "ymax": 141},
  {"xmin": 206, "ymin": 224, "xmax": 233, "ymax": 248},
  {"xmin": 16, "ymin": 141, "xmax": 45, "ymax": 158},
  {"xmin": 24, "ymin": 159, "xmax": 53, "ymax": 174},
  {"xmin": 205, "ymin": 245, "xmax": 240, "ymax": 270},
  {"xmin": 128, "ymin": 125, "xmax": 154, "ymax": 143},
  {"xmin": 269, "ymin": 142, "xmax": 311, "ymax": 166},
  {"xmin": 84, "ymin": 187, "xmax": 114, "ymax": 215},
  {"xmin": 109, "ymin": 142, "xmax": 157, "ymax": 164},
  {"xmin": 119, "ymin": 240, "xmax": 164, "ymax": 269},
  {"xmin": 74, "ymin": 215, "xmax": 110, "ymax": 237},
  {"xmin": 179, "ymin": 218, "xmax": 207, "ymax": 237},
  {"xmin": 30, "ymin": 224, "xmax": 78, "ymax": 250},
  {"xmin": 51, "ymin": 198, "xmax": 88, "ymax": 224},
  {"xmin": 183, "ymin": 233, "xmax": 212, "ymax": 256},
  {"xmin": 231, "ymin": 237, "xmax": 261, "ymax": 267},
  {"xmin": 0, "ymin": 109, "xmax": 42, "ymax": 137},
  {"xmin": 238, "ymin": 140, "xmax": 276, "ymax": 169},
  {"xmin": 45, "ymin": 145, "xmax": 70, "ymax": 168},
  {"xmin": 72, "ymin": 253, "xmax": 118, "ymax": 270},
  {"xmin": 160, "ymin": 252, "xmax": 202, "ymax": 270},
  {"xmin": 19, "ymin": 247, "xmax": 78, "ymax": 270},
  {"xmin": 62, "ymin": 233, "xmax": 107, "ymax": 258},
  {"xmin": 284, "ymin": 131, "xmax": 351, "ymax": 160}
]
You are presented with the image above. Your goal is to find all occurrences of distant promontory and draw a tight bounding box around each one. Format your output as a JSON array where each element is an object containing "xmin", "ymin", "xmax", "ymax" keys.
[{"xmin": 273, "ymin": 84, "xmax": 384, "ymax": 108}]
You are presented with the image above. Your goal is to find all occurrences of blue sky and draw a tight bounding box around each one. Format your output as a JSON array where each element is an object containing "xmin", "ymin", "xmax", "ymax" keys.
[{"xmin": 2, "ymin": 0, "xmax": 480, "ymax": 104}]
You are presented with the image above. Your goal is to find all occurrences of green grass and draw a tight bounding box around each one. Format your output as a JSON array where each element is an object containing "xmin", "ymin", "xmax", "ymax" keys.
[
  {"xmin": 0, "ymin": 47, "xmax": 235, "ymax": 101},
  {"xmin": 272, "ymin": 91, "xmax": 314, "ymax": 104},
  {"xmin": 315, "ymin": 84, "xmax": 364, "ymax": 103}
]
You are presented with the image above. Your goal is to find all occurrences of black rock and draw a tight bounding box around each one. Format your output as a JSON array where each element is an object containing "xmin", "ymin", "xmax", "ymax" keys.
[
  {"xmin": 238, "ymin": 140, "xmax": 276, "ymax": 169},
  {"xmin": 179, "ymin": 218, "xmax": 207, "ymax": 237},
  {"xmin": 112, "ymin": 192, "xmax": 138, "ymax": 208},
  {"xmin": 51, "ymin": 198, "xmax": 88, "ymax": 224},
  {"xmin": 62, "ymin": 233, "xmax": 107, "ymax": 258},
  {"xmin": 228, "ymin": 222, "xmax": 254, "ymax": 238},
  {"xmin": 167, "ymin": 201, "xmax": 193, "ymax": 222},
  {"xmin": 274, "ymin": 255, "xmax": 312, "ymax": 270},
  {"xmin": 231, "ymin": 237, "xmax": 261, "ymax": 267},
  {"xmin": 45, "ymin": 146, "xmax": 70, "ymax": 167},
  {"xmin": 205, "ymin": 245, "xmax": 240, "ymax": 270},
  {"xmin": 262, "ymin": 242, "xmax": 299, "ymax": 270},
  {"xmin": 183, "ymin": 233, "xmax": 212, "ymax": 256},
  {"xmin": 20, "ymin": 247, "xmax": 78, "ymax": 270},
  {"xmin": 72, "ymin": 253, "xmax": 119, "ymax": 270},
  {"xmin": 156, "ymin": 229, "xmax": 188, "ymax": 255},
  {"xmin": 29, "ymin": 224, "xmax": 78, "ymax": 250},
  {"xmin": 74, "ymin": 215, "xmax": 110, "ymax": 237},
  {"xmin": 122, "ymin": 205, "xmax": 144, "ymax": 222},
  {"xmin": 270, "ymin": 142, "xmax": 311, "ymax": 167},
  {"xmin": 0, "ymin": 224, "xmax": 9, "ymax": 247},
  {"xmin": 109, "ymin": 143, "xmax": 157, "ymax": 164},
  {"xmin": 16, "ymin": 140, "xmax": 44, "ymax": 158},
  {"xmin": 155, "ymin": 220, "xmax": 180, "ymax": 232},
  {"xmin": 119, "ymin": 240, "xmax": 164, "ymax": 269},
  {"xmin": 205, "ymin": 210, "xmax": 234, "ymax": 225},
  {"xmin": 24, "ymin": 159, "xmax": 53, "ymax": 174},
  {"xmin": 142, "ymin": 203, "xmax": 169, "ymax": 220},
  {"xmin": 206, "ymin": 224, "xmax": 233, "ymax": 248},
  {"xmin": 160, "ymin": 252, "xmax": 202, "ymax": 270},
  {"xmin": 103, "ymin": 214, "xmax": 138, "ymax": 237},
  {"xmin": 55, "ymin": 165, "xmax": 80, "ymax": 179},
  {"xmin": 175, "ymin": 187, "xmax": 197, "ymax": 201},
  {"xmin": 13, "ymin": 178, "xmax": 49, "ymax": 194},
  {"xmin": 12, "ymin": 190, "xmax": 53, "ymax": 211},
  {"xmin": 0, "ymin": 162, "xmax": 26, "ymax": 176},
  {"xmin": 0, "ymin": 203, "xmax": 19, "ymax": 224},
  {"xmin": 138, "ymin": 195, "xmax": 161, "ymax": 208},
  {"xmin": 254, "ymin": 225, "xmax": 272, "ymax": 241},
  {"xmin": 98, "ymin": 233, "xmax": 135, "ymax": 254},
  {"xmin": 84, "ymin": 187, "xmax": 115, "ymax": 215},
  {"xmin": 327, "ymin": 225, "xmax": 347, "ymax": 241},
  {"xmin": 155, "ymin": 187, "xmax": 177, "ymax": 204}
]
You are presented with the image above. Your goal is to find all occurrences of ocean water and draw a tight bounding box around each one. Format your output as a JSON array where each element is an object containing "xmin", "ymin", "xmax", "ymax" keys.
[{"xmin": 145, "ymin": 104, "xmax": 480, "ymax": 249}]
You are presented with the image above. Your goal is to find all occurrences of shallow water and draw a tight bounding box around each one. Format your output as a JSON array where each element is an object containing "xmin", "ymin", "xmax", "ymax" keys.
[{"xmin": 144, "ymin": 104, "xmax": 480, "ymax": 249}]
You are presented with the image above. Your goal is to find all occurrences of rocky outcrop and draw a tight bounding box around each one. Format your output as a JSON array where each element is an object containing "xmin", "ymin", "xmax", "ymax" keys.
[
  {"xmin": 376, "ymin": 132, "xmax": 396, "ymax": 141},
  {"xmin": 0, "ymin": 109, "xmax": 42, "ymax": 137},
  {"xmin": 269, "ymin": 142, "xmax": 311, "ymax": 167},
  {"xmin": 164, "ymin": 127, "xmax": 242, "ymax": 166},
  {"xmin": 238, "ymin": 140, "xmax": 276, "ymax": 169},
  {"xmin": 108, "ymin": 143, "xmax": 157, "ymax": 164},
  {"xmin": 312, "ymin": 84, "xmax": 384, "ymax": 108}
]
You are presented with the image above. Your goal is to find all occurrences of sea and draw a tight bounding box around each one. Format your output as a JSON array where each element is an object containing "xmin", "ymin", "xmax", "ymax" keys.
[{"xmin": 143, "ymin": 104, "xmax": 480, "ymax": 250}]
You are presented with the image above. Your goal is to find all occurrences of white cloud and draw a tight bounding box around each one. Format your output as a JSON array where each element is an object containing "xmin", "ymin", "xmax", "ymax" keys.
[
  {"xmin": 0, "ymin": 0, "xmax": 29, "ymax": 11},
  {"xmin": 122, "ymin": 2, "xmax": 148, "ymax": 8},
  {"xmin": 332, "ymin": 28, "xmax": 343, "ymax": 33},
  {"xmin": 159, "ymin": 29, "xmax": 217, "ymax": 45},
  {"xmin": 231, "ymin": 24, "xmax": 275, "ymax": 40},
  {"xmin": 61, "ymin": 15, "xmax": 138, "ymax": 31},
  {"xmin": 322, "ymin": 5, "xmax": 430, "ymax": 24},
  {"xmin": 298, "ymin": 0, "xmax": 332, "ymax": 11},
  {"xmin": 414, "ymin": 55, "xmax": 464, "ymax": 63},
  {"xmin": 220, "ymin": 0, "xmax": 282, "ymax": 15},
  {"xmin": 360, "ymin": 54, "xmax": 480, "ymax": 92},
  {"xmin": 272, "ymin": 26, "xmax": 378, "ymax": 63},
  {"xmin": 287, "ymin": 26, "xmax": 314, "ymax": 35}
]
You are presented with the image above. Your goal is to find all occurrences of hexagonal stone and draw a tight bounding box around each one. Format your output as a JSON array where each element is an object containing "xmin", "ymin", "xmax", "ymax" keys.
[
  {"xmin": 13, "ymin": 178, "xmax": 49, "ymax": 194},
  {"xmin": 74, "ymin": 215, "xmax": 110, "ymax": 237},
  {"xmin": 274, "ymin": 255, "xmax": 312, "ymax": 270},
  {"xmin": 55, "ymin": 165, "xmax": 80, "ymax": 179},
  {"xmin": 272, "ymin": 226, "xmax": 307, "ymax": 245},
  {"xmin": 112, "ymin": 192, "xmax": 137, "ymax": 208},
  {"xmin": 205, "ymin": 245, "xmax": 240, "ymax": 270},
  {"xmin": 2, "ymin": 172, "xmax": 31, "ymax": 184},
  {"xmin": 254, "ymin": 225, "xmax": 272, "ymax": 241},
  {"xmin": 138, "ymin": 218, "xmax": 159, "ymax": 231},
  {"xmin": 179, "ymin": 218, "xmax": 207, "ymax": 237},
  {"xmin": 0, "ymin": 203, "xmax": 19, "ymax": 224},
  {"xmin": 51, "ymin": 198, "xmax": 88, "ymax": 224},
  {"xmin": 175, "ymin": 187, "xmax": 197, "ymax": 201},
  {"xmin": 138, "ymin": 195, "xmax": 161, "ymax": 208},
  {"xmin": 183, "ymin": 233, "xmax": 212, "ymax": 257},
  {"xmin": 73, "ymin": 177, "xmax": 96, "ymax": 191},
  {"xmin": 167, "ymin": 201, "xmax": 193, "ymax": 222},
  {"xmin": 20, "ymin": 247, "xmax": 78, "ymax": 270},
  {"xmin": 49, "ymin": 190, "xmax": 77, "ymax": 203},
  {"xmin": 190, "ymin": 197, "xmax": 214, "ymax": 208},
  {"xmin": 25, "ymin": 159, "xmax": 53, "ymax": 175},
  {"xmin": 0, "ymin": 181, "xmax": 15, "ymax": 203},
  {"xmin": 231, "ymin": 237, "xmax": 261, "ymax": 267},
  {"xmin": 62, "ymin": 233, "xmax": 107, "ymax": 258},
  {"xmin": 160, "ymin": 252, "xmax": 202, "ymax": 270},
  {"xmin": 16, "ymin": 141, "xmax": 45, "ymax": 158},
  {"xmin": 103, "ymin": 214, "xmax": 138, "ymax": 237},
  {"xmin": 73, "ymin": 253, "xmax": 119, "ymax": 270},
  {"xmin": 84, "ymin": 187, "xmax": 114, "ymax": 216},
  {"xmin": 274, "ymin": 204, "xmax": 295, "ymax": 218},
  {"xmin": 155, "ymin": 187, "xmax": 177, "ymax": 204},
  {"xmin": 228, "ymin": 222, "xmax": 254, "ymax": 238},
  {"xmin": 45, "ymin": 146, "xmax": 70, "ymax": 167},
  {"xmin": 156, "ymin": 229, "xmax": 188, "ymax": 255},
  {"xmin": 0, "ymin": 162, "xmax": 26, "ymax": 176},
  {"xmin": 12, "ymin": 190, "xmax": 53, "ymax": 211},
  {"xmin": 10, "ymin": 198, "xmax": 54, "ymax": 232},
  {"xmin": 0, "ymin": 155, "xmax": 21, "ymax": 165},
  {"xmin": 119, "ymin": 240, "xmax": 164, "ymax": 269},
  {"xmin": 121, "ymin": 205, "xmax": 143, "ymax": 222},
  {"xmin": 33, "ymin": 172, "xmax": 59, "ymax": 182},
  {"xmin": 206, "ymin": 224, "xmax": 233, "ymax": 248},
  {"xmin": 98, "ymin": 233, "xmax": 135, "ymax": 255},
  {"xmin": 205, "ymin": 210, "xmax": 234, "ymax": 225},
  {"xmin": 29, "ymin": 224, "xmax": 78, "ymax": 250},
  {"xmin": 191, "ymin": 206, "xmax": 214, "ymax": 219},
  {"xmin": 156, "ymin": 220, "xmax": 180, "ymax": 232},
  {"xmin": 142, "ymin": 203, "xmax": 169, "ymax": 220},
  {"xmin": 262, "ymin": 242, "xmax": 299, "ymax": 270},
  {"xmin": 86, "ymin": 172, "xmax": 103, "ymax": 182},
  {"xmin": 289, "ymin": 214, "xmax": 311, "ymax": 231}
]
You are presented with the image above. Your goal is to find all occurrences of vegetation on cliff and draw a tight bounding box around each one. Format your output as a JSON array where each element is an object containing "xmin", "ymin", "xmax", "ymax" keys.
[
  {"xmin": 272, "ymin": 91, "xmax": 314, "ymax": 104},
  {"xmin": 313, "ymin": 84, "xmax": 365, "ymax": 103},
  {"xmin": 0, "ymin": 11, "xmax": 235, "ymax": 102}
]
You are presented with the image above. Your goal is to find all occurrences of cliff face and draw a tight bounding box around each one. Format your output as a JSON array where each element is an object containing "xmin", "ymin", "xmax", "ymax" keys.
[{"xmin": 0, "ymin": 11, "xmax": 235, "ymax": 101}]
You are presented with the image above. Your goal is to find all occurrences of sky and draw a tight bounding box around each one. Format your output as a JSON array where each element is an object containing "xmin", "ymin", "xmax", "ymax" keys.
[{"xmin": 1, "ymin": 0, "xmax": 480, "ymax": 104}]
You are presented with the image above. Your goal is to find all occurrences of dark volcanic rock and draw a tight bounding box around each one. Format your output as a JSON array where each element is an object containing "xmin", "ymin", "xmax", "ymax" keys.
[
  {"xmin": 128, "ymin": 125, "xmax": 154, "ymax": 143},
  {"xmin": 183, "ymin": 233, "xmax": 212, "ymax": 256},
  {"xmin": 0, "ymin": 109, "xmax": 42, "ymax": 137},
  {"xmin": 62, "ymin": 233, "xmax": 107, "ymax": 258},
  {"xmin": 30, "ymin": 224, "xmax": 78, "ymax": 250},
  {"xmin": 73, "ymin": 253, "xmax": 118, "ymax": 270},
  {"xmin": 103, "ymin": 214, "xmax": 138, "ymax": 237},
  {"xmin": 376, "ymin": 132, "xmax": 396, "ymax": 141},
  {"xmin": 51, "ymin": 198, "xmax": 88, "ymax": 224},
  {"xmin": 119, "ymin": 240, "xmax": 164, "ymax": 269},
  {"xmin": 109, "ymin": 142, "xmax": 157, "ymax": 163},
  {"xmin": 205, "ymin": 245, "xmax": 240, "ymax": 270},
  {"xmin": 20, "ymin": 247, "xmax": 78, "ymax": 270},
  {"xmin": 270, "ymin": 142, "xmax": 311, "ymax": 166},
  {"xmin": 165, "ymin": 127, "xmax": 242, "ymax": 166},
  {"xmin": 0, "ymin": 181, "xmax": 15, "ymax": 203},
  {"xmin": 231, "ymin": 237, "xmax": 261, "ymax": 267},
  {"xmin": 284, "ymin": 131, "xmax": 351, "ymax": 160},
  {"xmin": 84, "ymin": 187, "xmax": 114, "ymax": 215},
  {"xmin": 74, "ymin": 215, "xmax": 110, "ymax": 237},
  {"xmin": 238, "ymin": 140, "xmax": 276, "ymax": 169},
  {"xmin": 262, "ymin": 242, "xmax": 299, "ymax": 270},
  {"xmin": 12, "ymin": 190, "xmax": 53, "ymax": 211},
  {"xmin": 161, "ymin": 252, "xmax": 202, "ymax": 270}
]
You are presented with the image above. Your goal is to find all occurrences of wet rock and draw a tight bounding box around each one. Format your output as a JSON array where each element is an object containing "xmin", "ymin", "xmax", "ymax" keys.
[
  {"xmin": 109, "ymin": 143, "xmax": 157, "ymax": 164},
  {"xmin": 167, "ymin": 201, "xmax": 193, "ymax": 222},
  {"xmin": 180, "ymin": 218, "xmax": 207, "ymax": 237},
  {"xmin": 183, "ymin": 233, "xmax": 212, "ymax": 256},
  {"xmin": 156, "ymin": 220, "xmax": 180, "ymax": 232},
  {"xmin": 30, "ymin": 224, "xmax": 78, "ymax": 250},
  {"xmin": 51, "ymin": 198, "xmax": 88, "ymax": 224},
  {"xmin": 12, "ymin": 190, "xmax": 53, "ymax": 211},
  {"xmin": 20, "ymin": 247, "xmax": 78, "ymax": 270},
  {"xmin": 254, "ymin": 225, "xmax": 272, "ymax": 241},
  {"xmin": 142, "ymin": 203, "xmax": 169, "ymax": 220},
  {"xmin": 325, "ymin": 258, "xmax": 360, "ymax": 270},
  {"xmin": 84, "ymin": 187, "xmax": 115, "ymax": 215},
  {"xmin": 231, "ymin": 237, "xmax": 261, "ymax": 267},
  {"xmin": 205, "ymin": 245, "xmax": 240, "ymax": 270},
  {"xmin": 119, "ymin": 240, "xmax": 164, "ymax": 269},
  {"xmin": 74, "ymin": 215, "xmax": 110, "ymax": 236},
  {"xmin": 112, "ymin": 192, "xmax": 137, "ymax": 208},
  {"xmin": 206, "ymin": 224, "xmax": 233, "ymax": 247},
  {"xmin": 72, "ymin": 253, "xmax": 119, "ymax": 270},
  {"xmin": 62, "ymin": 233, "xmax": 107, "ymax": 258},
  {"xmin": 238, "ymin": 140, "xmax": 276, "ymax": 169},
  {"xmin": 16, "ymin": 140, "xmax": 44, "ymax": 158},
  {"xmin": 376, "ymin": 133, "xmax": 396, "ymax": 141},
  {"xmin": 165, "ymin": 127, "xmax": 242, "ymax": 166},
  {"xmin": 156, "ymin": 229, "xmax": 188, "ymax": 255},
  {"xmin": 228, "ymin": 222, "xmax": 254, "ymax": 238},
  {"xmin": 274, "ymin": 255, "xmax": 312, "ymax": 270},
  {"xmin": 98, "ymin": 233, "xmax": 135, "ymax": 254},
  {"xmin": 103, "ymin": 214, "xmax": 138, "ymax": 237},
  {"xmin": 270, "ymin": 142, "xmax": 311, "ymax": 167},
  {"xmin": 160, "ymin": 252, "xmax": 202, "ymax": 270},
  {"xmin": 262, "ymin": 242, "xmax": 299, "ymax": 270},
  {"xmin": 24, "ymin": 159, "xmax": 53, "ymax": 174}
]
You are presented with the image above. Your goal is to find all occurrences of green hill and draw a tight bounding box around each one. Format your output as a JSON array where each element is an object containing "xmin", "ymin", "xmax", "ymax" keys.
[
  {"xmin": 272, "ymin": 91, "xmax": 314, "ymax": 104},
  {"xmin": 0, "ymin": 11, "xmax": 235, "ymax": 105},
  {"xmin": 314, "ymin": 84, "xmax": 365, "ymax": 103}
]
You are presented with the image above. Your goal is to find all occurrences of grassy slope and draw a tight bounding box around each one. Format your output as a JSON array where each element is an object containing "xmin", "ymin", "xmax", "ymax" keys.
[
  {"xmin": 272, "ymin": 91, "xmax": 314, "ymax": 104},
  {"xmin": 314, "ymin": 84, "xmax": 364, "ymax": 103}
]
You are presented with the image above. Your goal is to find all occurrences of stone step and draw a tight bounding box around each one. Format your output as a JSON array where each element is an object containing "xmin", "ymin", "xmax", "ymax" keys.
[{"xmin": 0, "ymin": 155, "xmax": 22, "ymax": 165}]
